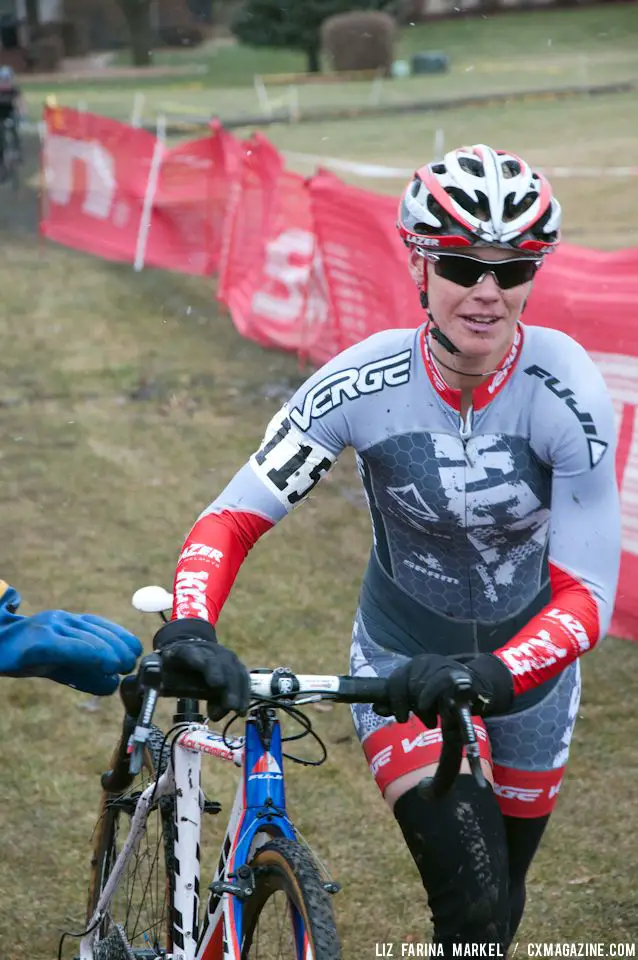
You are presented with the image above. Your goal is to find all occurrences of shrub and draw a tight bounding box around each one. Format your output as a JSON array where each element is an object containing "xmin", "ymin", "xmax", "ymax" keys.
[
  {"xmin": 232, "ymin": 0, "xmax": 395, "ymax": 75},
  {"xmin": 321, "ymin": 10, "xmax": 396, "ymax": 74}
]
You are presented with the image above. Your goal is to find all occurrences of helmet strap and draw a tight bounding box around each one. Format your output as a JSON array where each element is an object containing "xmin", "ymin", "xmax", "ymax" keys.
[{"xmin": 420, "ymin": 290, "xmax": 462, "ymax": 357}]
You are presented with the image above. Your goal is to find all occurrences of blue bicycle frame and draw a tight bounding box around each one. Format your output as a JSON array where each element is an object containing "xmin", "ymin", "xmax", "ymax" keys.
[{"xmin": 192, "ymin": 711, "xmax": 310, "ymax": 960}]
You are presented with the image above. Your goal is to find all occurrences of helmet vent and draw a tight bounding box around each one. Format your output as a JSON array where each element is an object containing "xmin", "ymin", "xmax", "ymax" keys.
[
  {"xmin": 458, "ymin": 157, "xmax": 484, "ymax": 177},
  {"xmin": 503, "ymin": 191, "xmax": 536, "ymax": 223},
  {"xmin": 447, "ymin": 187, "xmax": 491, "ymax": 222},
  {"xmin": 532, "ymin": 204, "xmax": 560, "ymax": 242},
  {"xmin": 501, "ymin": 159, "xmax": 521, "ymax": 179}
]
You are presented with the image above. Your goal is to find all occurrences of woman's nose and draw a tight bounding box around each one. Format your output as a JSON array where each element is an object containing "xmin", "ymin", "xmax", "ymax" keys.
[{"xmin": 470, "ymin": 271, "xmax": 502, "ymax": 300}]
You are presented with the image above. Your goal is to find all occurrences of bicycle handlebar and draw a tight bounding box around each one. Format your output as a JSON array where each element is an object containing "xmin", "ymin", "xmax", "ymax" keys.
[{"xmin": 111, "ymin": 654, "xmax": 487, "ymax": 800}]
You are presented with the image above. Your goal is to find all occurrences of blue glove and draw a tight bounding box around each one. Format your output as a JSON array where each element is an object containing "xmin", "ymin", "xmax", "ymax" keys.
[{"xmin": 0, "ymin": 583, "xmax": 143, "ymax": 695}]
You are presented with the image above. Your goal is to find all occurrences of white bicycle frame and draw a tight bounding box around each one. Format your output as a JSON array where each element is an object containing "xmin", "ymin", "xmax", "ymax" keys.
[
  {"xmin": 79, "ymin": 671, "xmax": 341, "ymax": 960},
  {"xmin": 80, "ymin": 724, "xmax": 251, "ymax": 960}
]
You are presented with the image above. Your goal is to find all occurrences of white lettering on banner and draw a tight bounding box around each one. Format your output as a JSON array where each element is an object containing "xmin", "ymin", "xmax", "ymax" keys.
[
  {"xmin": 590, "ymin": 352, "xmax": 638, "ymax": 556},
  {"xmin": 322, "ymin": 240, "xmax": 370, "ymax": 344},
  {"xmin": 305, "ymin": 249, "xmax": 331, "ymax": 331},
  {"xmin": 499, "ymin": 631, "xmax": 569, "ymax": 676},
  {"xmin": 252, "ymin": 228, "xmax": 315, "ymax": 325},
  {"xmin": 44, "ymin": 134, "xmax": 117, "ymax": 219},
  {"xmin": 174, "ymin": 570, "xmax": 209, "ymax": 620}
]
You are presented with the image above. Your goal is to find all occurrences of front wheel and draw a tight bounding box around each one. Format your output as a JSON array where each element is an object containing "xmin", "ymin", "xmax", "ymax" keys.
[
  {"xmin": 241, "ymin": 837, "xmax": 341, "ymax": 959},
  {"xmin": 86, "ymin": 725, "xmax": 174, "ymax": 958}
]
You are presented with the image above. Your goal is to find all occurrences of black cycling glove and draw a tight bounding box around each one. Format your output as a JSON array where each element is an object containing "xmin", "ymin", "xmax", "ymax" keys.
[
  {"xmin": 153, "ymin": 618, "xmax": 251, "ymax": 721},
  {"xmin": 375, "ymin": 652, "xmax": 514, "ymax": 728}
]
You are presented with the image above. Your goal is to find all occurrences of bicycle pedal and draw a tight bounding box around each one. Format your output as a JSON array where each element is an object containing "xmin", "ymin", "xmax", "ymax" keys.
[{"xmin": 203, "ymin": 799, "xmax": 222, "ymax": 815}]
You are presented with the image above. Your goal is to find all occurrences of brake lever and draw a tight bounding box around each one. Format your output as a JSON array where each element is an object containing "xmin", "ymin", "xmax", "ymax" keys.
[
  {"xmin": 417, "ymin": 673, "xmax": 488, "ymax": 800},
  {"xmin": 127, "ymin": 654, "xmax": 162, "ymax": 775},
  {"xmin": 456, "ymin": 703, "xmax": 488, "ymax": 790}
]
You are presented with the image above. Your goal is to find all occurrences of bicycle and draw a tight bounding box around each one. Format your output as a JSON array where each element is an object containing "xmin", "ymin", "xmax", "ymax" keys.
[
  {"xmin": 63, "ymin": 585, "xmax": 486, "ymax": 960},
  {"xmin": 0, "ymin": 115, "xmax": 21, "ymax": 190}
]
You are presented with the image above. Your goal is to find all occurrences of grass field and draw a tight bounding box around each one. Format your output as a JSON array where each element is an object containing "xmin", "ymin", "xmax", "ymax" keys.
[
  {"xmin": 270, "ymin": 88, "xmax": 638, "ymax": 249},
  {"xmin": 2, "ymin": 5, "xmax": 638, "ymax": 958},
  {"xmin": 21, "ymin": 5, "xmax": 638, "ymax": 127}
]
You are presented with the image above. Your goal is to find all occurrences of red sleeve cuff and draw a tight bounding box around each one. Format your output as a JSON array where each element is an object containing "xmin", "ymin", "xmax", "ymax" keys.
[{"xmin": 493, "ymin": 562, "xmax": 600, "ymax": 695}]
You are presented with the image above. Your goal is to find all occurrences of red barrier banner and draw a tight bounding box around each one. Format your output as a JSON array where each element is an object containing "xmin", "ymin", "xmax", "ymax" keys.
[
  {"xmin": 308, "ymin": 170, "xmax": 422, "ymax": 360},
  {"xmin": 217, "ymin": 133, "xmax": 285, "ymax": 340},
  {"xmin": 207, "ymin": 122, "xmax": 243, "ymax": 275},
  {"xmin": 142, "ymin": 129, "xmax": 224, "ymax": 276},
  {"xmin": 40, "ymin": 106, "xmax": 157, "ymax": 264}
]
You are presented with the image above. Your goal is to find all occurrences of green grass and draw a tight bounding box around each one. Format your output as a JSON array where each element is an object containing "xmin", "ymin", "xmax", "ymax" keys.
[
  {"xmin": 398, "ymin": 2, "xmax": 638, "ymax": 60},
  {"xmin": 21, "ymin": 4, "xmax": 638, "ymax": 128},
  {"xmin": 112, "ymin": 35, "xmax": 307, "ymax": 81}
]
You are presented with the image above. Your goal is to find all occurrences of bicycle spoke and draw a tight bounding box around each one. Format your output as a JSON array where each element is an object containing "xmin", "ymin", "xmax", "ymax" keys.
[
  {"xmin": 93, "ymin": 747, "xmax": 172, "ymax": 957},
  {"xmin": 128, "ymin": 812, "xmax": 164, "ymax": 942},
  {"xmin": 253, "ymin": 890, "xmax": 296, "ymax": 959}
]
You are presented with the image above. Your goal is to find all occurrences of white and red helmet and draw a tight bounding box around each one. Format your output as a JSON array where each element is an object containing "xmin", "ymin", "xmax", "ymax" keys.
[{"xmin": 398, "ymin": 144, "xmax": 561, "ymax": 255}]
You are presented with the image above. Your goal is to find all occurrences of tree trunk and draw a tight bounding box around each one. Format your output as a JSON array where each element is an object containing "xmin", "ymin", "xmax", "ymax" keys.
[
  {"xmin": 117, "ymin": 0, "xmax": 153, "ymax": 67},
  {"xmin": 306, "ymin": 44, "xmax": 321, "ymax": 74},
  {"xmin": 24, "ymin": 0, "xmax": 39, "ymax": 34}
]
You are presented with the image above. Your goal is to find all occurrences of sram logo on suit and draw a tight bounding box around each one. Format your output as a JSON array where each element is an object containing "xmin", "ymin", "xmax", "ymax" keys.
[
  {"xmin": 250, "ymin": 409, "xmax": 336, "ymax": 508},
  {"xmin": 289, "ymin": 349, "xmax": 412, "ymax": 431}
]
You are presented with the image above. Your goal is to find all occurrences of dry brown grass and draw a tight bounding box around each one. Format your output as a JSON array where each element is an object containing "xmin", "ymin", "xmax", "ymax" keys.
[{"xmin": 1, "ymin": 82, "xmax": 638, "ymax": 958}]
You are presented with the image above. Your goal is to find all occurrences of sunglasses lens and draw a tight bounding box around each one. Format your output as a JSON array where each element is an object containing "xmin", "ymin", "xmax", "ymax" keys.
[
  {"xmin": 433, "ymin": 256, "xmax": 482, "ymax": 287},
  {"xmin": 432, "ymin": 255, "xmax": 539, "ymax": 289},
  {"xmin": 496, "ymin": 260, "xmax": 540, "ymax": 288}
]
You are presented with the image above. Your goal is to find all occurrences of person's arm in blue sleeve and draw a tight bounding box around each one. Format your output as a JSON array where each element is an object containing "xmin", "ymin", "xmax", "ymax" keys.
[{"xmin": 0, "ymin": 580, "xmax": 143, "ymax": 695}]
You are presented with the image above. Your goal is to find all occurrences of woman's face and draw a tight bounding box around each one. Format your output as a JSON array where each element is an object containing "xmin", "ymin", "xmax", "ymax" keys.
[{"xmin": 422, "ymin": 247, "xmax": 539, "ymax": 362}]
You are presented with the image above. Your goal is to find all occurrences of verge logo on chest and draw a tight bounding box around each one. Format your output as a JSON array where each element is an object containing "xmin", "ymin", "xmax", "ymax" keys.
[{"xmin": 289, "ymin": 350, "xmax": 412, "ymax": 431}]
